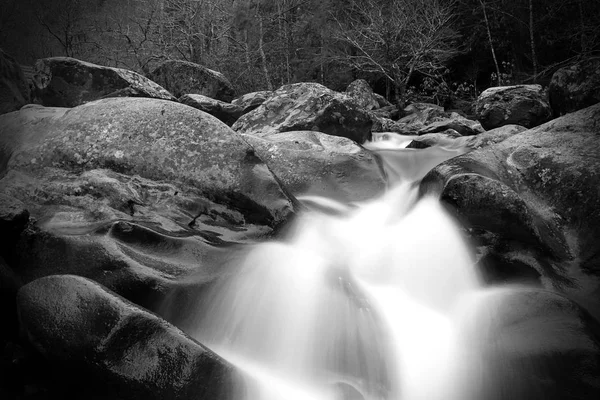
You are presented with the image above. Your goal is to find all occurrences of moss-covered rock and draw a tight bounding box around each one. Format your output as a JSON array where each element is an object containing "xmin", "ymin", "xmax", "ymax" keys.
[
  {"xmin": 549, "ymin": 59, "xmax": 600, "ymax": 117},
  {"xmin": 17, "ymin": 274, "xmax": 238, "ymax": 400},
  {"xmin": 232, "ymin": 83, "xmax": 373, "ymax": 144},
  {"xmin": 474, "ymin": 84, "xmax": 552, "ymax": 130},
  {"xmin": 422, "ymin": 103, "xmax": 600, "ymax": 318},
  {"xmin": 32, "ymin": 57, "xmax": 175, "ymax": 107},
  {"xmin": 149, "ymin": 60, "xmax": 235, "ymax": 101}
]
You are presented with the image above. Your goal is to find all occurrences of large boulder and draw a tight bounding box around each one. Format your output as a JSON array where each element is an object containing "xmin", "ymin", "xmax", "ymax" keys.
[
  {"xmin": 0, "ymin": 98, "xmax": 294, "ymax": 306},
  {"xmin": 372, "ymin": 102, "xmax": 483, "ymax": 136},
  {"xmin": 179, "ymin": 94, "xmax": 243, "ymax": 126},
  {"xmin": 408, "ymin": 124, "xmax": 526, "ymax": 150},
  {"xmin": 418, "ymin": 112, "xmax": 484, "ymax": 136},
  {"xmin": 422, "ymin": 103, "xmax": 600, "ymax": 319},
  {"xmin": 232, "ymin": 91, "xmax": 273, "ymax": 114},
  {"xmin": 242, "ymin": 131, "xmax": 387, "ymax": 203},
  {"xmin": 345, "ymin": 79, "xmax": 379, "ymax": 110},
  {"xmin": 32, "ymin": 57, "xmax": 176, "ymax": 107},
  {"xmin": 548, "ymin": 59, "xmax": 600, "ymax": 117},
  {"xmin": 17, "ymin": 274, "xmax": 238, "ymax": 400},
  {"xmin": 452, "ymin": 286, "xmax": 600, "ymax": 400},
  {"xmin": 474, "ymin": 84, "xmax": 552, "ymax": 130},
  {"xmin": 232, "ymin": 83, "xmax": 373, "ymax": 144},
  {"xmin": 0, "ymin": 49, "xmax": 30, "ymax": 115},
  {"xmin": 149, "ymin": 60, "xmax": 235, "ymax": 102}
]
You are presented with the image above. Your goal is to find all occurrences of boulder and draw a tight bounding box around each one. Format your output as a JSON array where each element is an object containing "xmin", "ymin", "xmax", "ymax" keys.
[
  {"xmin": 149, "ymin": 60, "xmax": 235, "ymax": 102},
  {"xmin": 0, "ymin": 98, "xmax": 294, "ymax": 306},
  {"xmin": 17, "ymin": 274, "xmax": 237, "ymax": 400},
  {"xmin": 408, "ymin": 125, "xmax": 526, "ymax": 150},
  {"xmin": 369, "ymin": 105, "xmax": 400, "ymax": 121},
  {"xmin": 406, "ymin": 129, "xmax": 463, "ymax": 149},
  {"xmin": 417, "ymin": 112, "xmax": 484, "ymax": 136},
  {"xmin": 373, "ymin": 93, "xmax": 393, "ymax": 108},
  {"xmin": 0, "ymin": 49, "xmax": 30, "ymax": 115},
  {"xmin": 346, "ymin": 79, "xmax": 379, "ymax": 110},
  {"xmin": 422, "ymin": 103, "xmax": 600, "ymax": 319},
  {"xmin": 232, "ymin": 83, "xmax": 373, "ymax": 144},
  {"xmin": 452, "ymin": 286, "xmax": 600, "ymax": 400},
  {"xmin": 242, "ymin": 131, "xmax": 387, "ymax": 203},
  {"xmin": 179, "ymin": 94, "xmax": 243, "ymax": 126},
  {"xmin": 373, "ymin": 103, "xmax": 448, "ymax": 133},
  {"xmin": 232, "ymin": 91, "xmax": 273, "ymax": 114},
  {"xmin": 548, "ymin": 58, "xmax": 600, "ymax": 117},
  {"xmin": 474, "ymin": 84, "xmax": 552, "ymax": 130},
  {"xmin": 32, "ymin": 57, "xmax": 176, "ymax": 107},
  {"xmin": 372, "ymin": 103, "xmax": 483, "ymax": 136}
]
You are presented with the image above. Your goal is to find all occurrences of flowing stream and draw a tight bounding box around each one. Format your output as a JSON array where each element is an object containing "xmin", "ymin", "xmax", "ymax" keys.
[{"xmin": 162, "ymin": 132, "xmax": 506, "ymax": 400}]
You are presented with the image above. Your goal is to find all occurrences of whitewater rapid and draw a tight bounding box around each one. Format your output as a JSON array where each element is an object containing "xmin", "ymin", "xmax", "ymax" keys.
[{"xmin": 162, "ymin": 132, "xmax": 489, "ymax": 400}]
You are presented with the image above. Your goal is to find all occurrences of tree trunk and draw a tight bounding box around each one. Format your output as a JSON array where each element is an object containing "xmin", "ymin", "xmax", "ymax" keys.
[
  {"xmin": 578, "ymin": 0, "xmax": 587, "ymax": 52},
  {"xmin": 479, "ymin": 0, "xmax": 501, "ymax": 85},
  {"xmin": 528, "ymin": 0, "xmax": 538, "ymax": 82},
  {"xmin": 258, "ymin": 15, "xmax": 273, "ymax": 90}
]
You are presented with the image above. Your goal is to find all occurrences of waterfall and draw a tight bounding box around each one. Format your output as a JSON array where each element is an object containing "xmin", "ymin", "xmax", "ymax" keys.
[{"xmin": 161, "ymin": 132, "xmax": 497, "ymax": 400}]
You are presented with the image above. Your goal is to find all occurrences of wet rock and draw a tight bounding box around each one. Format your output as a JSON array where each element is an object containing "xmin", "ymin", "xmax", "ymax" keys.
[
  {"xmin": 232, "ymin": 83, "xmax": 373, "ymax": 144},
  {"xmin": 406, "ymin": 129, "xmax": 462, "ymax": 149},
  {"xmin": 474, "ymin": 84, "xmax": 552, "ymax": 130},
  {"xmin": 0, "ymin": 256, "xmax": 21, "ymax": 340},
  {"xmin": 409, "ymin": 125, "xmax": 526, "ymax": 150},
  {"xmin": 369, "ymin": 105, "xmax": 400, "ymax": 121},
  {"xmin": 373, "ymin": 93, "xmax": 392, "ymax": 108},
  {"xmin": 0, "ymin": 193, "xmax": 29, "ymax": 261},
  {"xmin": 373, "ymin": 103, "xmax": 446, "ymax": 133},
  {"xmin": 0, "ymin": 49, "xmax": 30, "ymax": 115},
  {"xmin": 372, "ymin": 103, "xmax": 483, "ymax": 136},
  {"xmin": 179, "ymin": 94, "xmax": 243, "ymax": 126},
  {"xmin": 417, "ymin": 112, "xmax": 484, "ymax": 136},
  {"xmin": 422, "ymin": 103, "xmax": 600, "ymax": 319},
  {"xmin": 0, "ymin": 98, "xmax": 294, "ymax": 306},
  {"xmin": 242, "ymin": 131, "xmax": 387, "ymax": 203},
  {"xmin": 32, "ymin": 57, "xmax": 176, "ymax": 107},
  {"xmin": 232, "ymin": 91, "xmax": 273, "ymax": 114},
  {"xmin": 1, "ymin": 99, "xmax": 293, "ymax": 230},
  {"xmin": 149, "ymin": 60, "xmax": 235, "ymax": 101},
  {"xmin": 17, "ymin": 274, "xmax": 237, "ymax": 400},
  {"xmin": 548, "ymin": 59, "xmax": 600, "ymax": 117},
  {"xmin": 454, "ymin": 287, "xmax": 600, "ymax": 400},
  {"xmin": 346, "ymin": 79, "xmax": 379, "ymax": 110}
]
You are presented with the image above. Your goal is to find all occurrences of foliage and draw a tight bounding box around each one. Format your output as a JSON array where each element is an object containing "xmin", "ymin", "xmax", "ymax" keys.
[{"xmin": 1, "ymin": 0, "xmax": 598, "ymax": 102}]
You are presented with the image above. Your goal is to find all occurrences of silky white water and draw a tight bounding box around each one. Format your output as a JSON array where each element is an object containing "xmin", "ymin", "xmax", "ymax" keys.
[{"xmin": 171, "ymin": 133, "xmax": 490, "ymax": 400}]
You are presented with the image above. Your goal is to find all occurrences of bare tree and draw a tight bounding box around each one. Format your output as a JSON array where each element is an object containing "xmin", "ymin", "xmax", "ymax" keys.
[{"xmin": 330, "ymin": 0, "xmax": 460, "ymax": 106}]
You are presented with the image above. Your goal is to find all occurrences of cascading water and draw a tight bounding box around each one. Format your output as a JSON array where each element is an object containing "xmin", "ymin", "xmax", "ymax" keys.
[{"xmin": 161, "ymin": 132, "xmax": 497, "ymax": 400}]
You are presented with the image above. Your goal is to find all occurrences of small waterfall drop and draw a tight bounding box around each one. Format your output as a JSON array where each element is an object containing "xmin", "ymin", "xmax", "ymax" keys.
[{"xmin": 162, "ymin": 132, "xmax": 490, "ymax": 400}]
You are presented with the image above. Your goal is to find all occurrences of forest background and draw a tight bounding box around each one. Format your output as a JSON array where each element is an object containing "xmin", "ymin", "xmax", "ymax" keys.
[{"xmin": 1, "ymin": 0, "xmax": 598, "ymax": 107}]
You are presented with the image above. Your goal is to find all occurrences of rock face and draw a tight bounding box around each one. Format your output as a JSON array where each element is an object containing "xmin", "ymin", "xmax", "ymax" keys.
[
  {"xmin": 0, "ymin": 49, "xmax": 30, "ymax": 115},
  {"xmin": 17, "ymin": 274, "xmax": 237, "ymax": 400},
  {"xmin": 474, "ymin": 84, "xmax": 552, "ymax": 130},
  {"xmin": 179, "ymin": 94, "xmax": 243, "ymax": 126},
  {"xmin": 0, "ymin": 98, "xmax": 294, "ymax": 307},
  {"xmin": 232, "ymin": 91, "xmax": 273, "ymax": 114},
  {"xmin": 32, "ymin": 57, "xmax": 176, "ymax": 107},
  {"xmin": 242, "ymin": 131, "xmax": 387, "ymax": 203},
  {"xmin": 454, "ymin": 286, "xmax": 600, "ymax": 400},
  {"xmin": 409, "ymin": 124, "xmax": 526, "ymax": 150},
  {"xmin": 149, "ymin": 60, "xmax": 235, "ymax": 102},
  {"xmin": 346, "ymin": 79, "xmax": 379, "ymax": 110},
  {"xmin": 373, "ymin": 102, "xmax": 484, "ymax": 136},
  {"xmin": 422, "ymin": 103, "xmax": 600, "ymax": 319},
  {"xmin": 548, "ymin": 59, "xmax": 600, "ymax": 117},
  {"xmin": 232, "ymin": 83, "xmax": 373, "ymax": 144}
]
